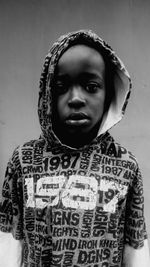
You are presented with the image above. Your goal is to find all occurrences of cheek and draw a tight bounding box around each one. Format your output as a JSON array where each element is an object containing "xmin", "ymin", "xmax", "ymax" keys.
[
  {"xmin": 91, "ymin": 92, "xmax": 105, "ymax": 115},
  {"xmin": 57, "ymin": 96, "xmax": 67, "ymax": 119}
]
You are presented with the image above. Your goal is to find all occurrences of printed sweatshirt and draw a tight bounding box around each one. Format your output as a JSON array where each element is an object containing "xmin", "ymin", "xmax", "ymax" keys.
[{"xmin": 0, "ymin": 30, "xmax": 147, "ymax": 267}]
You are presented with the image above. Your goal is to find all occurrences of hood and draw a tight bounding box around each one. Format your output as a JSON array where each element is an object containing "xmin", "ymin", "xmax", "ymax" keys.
[{"xmin": 38, "ymin": 30, "xmax": 131, "ymax": 148}]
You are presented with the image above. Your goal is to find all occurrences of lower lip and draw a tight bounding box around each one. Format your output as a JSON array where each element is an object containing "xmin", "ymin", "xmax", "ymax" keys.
[{"xmin": 66, "ymin": 119, "xmax": 89, "ymax": 126}]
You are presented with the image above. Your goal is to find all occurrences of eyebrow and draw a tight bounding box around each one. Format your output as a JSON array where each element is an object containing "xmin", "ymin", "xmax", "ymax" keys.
[{"xmin": 56, "ymin": 72, "xmax": 104, "ymax": 82}]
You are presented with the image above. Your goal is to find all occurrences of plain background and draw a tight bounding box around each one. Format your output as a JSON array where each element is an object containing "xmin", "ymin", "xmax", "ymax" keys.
[{"xmin": 0, "ymin": 0, "xmax": 150, "ymax": 244}]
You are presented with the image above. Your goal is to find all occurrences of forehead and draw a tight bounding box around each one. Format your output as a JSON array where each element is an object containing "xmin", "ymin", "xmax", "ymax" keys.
[{"xmin": 57, "ymin": 44, "xmax": 105, "ymax": 77}]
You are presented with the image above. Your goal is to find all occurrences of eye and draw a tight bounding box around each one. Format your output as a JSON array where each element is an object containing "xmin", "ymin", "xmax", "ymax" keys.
[
  {"xmin": 55, "ymin": 82, "xmax": 68, "ymax": 95},
  {"xmin": 85, "ymin": 82, "xmax": 103, "ymax": 93}
]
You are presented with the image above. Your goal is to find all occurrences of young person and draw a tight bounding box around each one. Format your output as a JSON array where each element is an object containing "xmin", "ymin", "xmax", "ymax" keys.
[{"xmin": 0, "ymin": 30, "xmax": 149, "ymax": 267}]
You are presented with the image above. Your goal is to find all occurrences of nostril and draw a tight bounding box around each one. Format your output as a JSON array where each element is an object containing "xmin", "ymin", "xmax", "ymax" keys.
[{"xmin": 68, "ymin": 97, "xmax": 86, "ymax": 108}]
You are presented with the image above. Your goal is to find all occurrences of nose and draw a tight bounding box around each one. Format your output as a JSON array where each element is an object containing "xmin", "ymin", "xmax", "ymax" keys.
[{"xmin": 68, "ymin": 86, "xmax": 86, "ymax": 108}]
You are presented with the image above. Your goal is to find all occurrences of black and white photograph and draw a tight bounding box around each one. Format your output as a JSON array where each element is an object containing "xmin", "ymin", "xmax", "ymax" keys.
[{"xmin": 0, "ymin": 1, "xmax": 150, "ymax": 266}]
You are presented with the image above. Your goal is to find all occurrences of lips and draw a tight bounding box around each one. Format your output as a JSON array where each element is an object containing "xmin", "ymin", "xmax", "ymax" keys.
[
  {"xmin": 68, "ymin": 113, "xmax": 89, "ymax": 120},
  {"xmin": 66, "ymin": 112, "xmax": 90, "ymax": 126}
]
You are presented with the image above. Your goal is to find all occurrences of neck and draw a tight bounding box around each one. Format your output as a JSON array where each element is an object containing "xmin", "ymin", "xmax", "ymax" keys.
[{"xmin": 53, "ymin": 123, "xmax": 100, "ymax": 148}]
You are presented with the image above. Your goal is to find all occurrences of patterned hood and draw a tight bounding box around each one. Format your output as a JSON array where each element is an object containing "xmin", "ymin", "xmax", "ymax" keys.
[{"xmin": 38, "ymin": 30, "xmax": 131, "ymax": 147}]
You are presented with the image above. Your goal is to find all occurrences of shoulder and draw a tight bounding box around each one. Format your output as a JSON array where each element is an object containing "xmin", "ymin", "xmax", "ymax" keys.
[
  {"xmin": 102, "ymin": 132, "xmax": 138, "ymax": 167},
  {"xmin": 10, "ymin": 137, "xmax": 45, "ymax": 166}
]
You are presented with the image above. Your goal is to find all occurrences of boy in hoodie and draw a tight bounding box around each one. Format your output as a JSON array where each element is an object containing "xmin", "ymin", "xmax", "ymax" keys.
[{"xmin": 0, "ymin": 30, "xmax": 149, "ymax": 267}]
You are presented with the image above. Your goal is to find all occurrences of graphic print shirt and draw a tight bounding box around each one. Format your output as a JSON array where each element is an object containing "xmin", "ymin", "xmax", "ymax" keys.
[{"xmin": 0, "ymin": 30, "xmax": 147, "ymax": 267}]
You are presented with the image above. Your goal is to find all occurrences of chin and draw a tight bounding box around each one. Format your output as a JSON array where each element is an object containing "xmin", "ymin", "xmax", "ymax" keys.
[{"xmin": 65, "ymin": 127, "xmax": 91, "ymax": 135}]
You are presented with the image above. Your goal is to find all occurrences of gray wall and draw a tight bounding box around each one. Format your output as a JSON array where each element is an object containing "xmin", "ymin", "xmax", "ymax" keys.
[{"xmin": 0, "ymin": 0, "xmax": 150, "ymax": 241}]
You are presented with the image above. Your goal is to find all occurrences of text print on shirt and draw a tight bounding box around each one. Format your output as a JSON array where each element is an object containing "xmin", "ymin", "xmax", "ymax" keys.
[{"xmin": 25, "ymin": 175, "xmax": 127, "ymax": 212}]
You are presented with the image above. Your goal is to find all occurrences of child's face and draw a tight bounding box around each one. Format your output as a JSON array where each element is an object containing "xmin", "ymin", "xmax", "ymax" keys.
[{"xmin": 53, "ymin": 44, "xmax": 106, "ymax": 138}]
